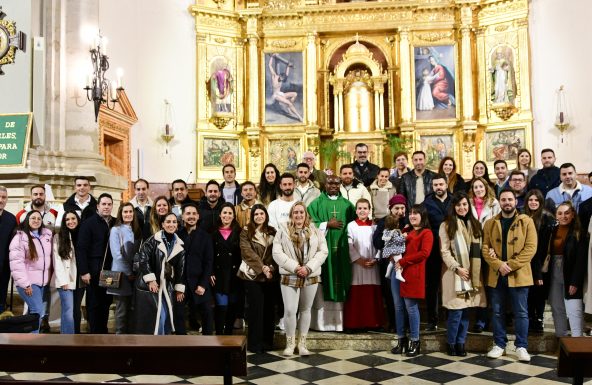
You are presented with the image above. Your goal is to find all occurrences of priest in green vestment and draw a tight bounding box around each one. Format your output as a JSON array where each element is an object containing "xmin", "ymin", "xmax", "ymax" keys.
[{"xmin": 307, "ymin": 175, "xmax": 356, "ymax": 331}]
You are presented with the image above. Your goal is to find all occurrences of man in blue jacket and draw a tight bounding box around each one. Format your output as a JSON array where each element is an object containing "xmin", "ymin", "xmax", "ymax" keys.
[{"xmin": 546, "ymin": 163, "xmax": 592, "ymax": 213}]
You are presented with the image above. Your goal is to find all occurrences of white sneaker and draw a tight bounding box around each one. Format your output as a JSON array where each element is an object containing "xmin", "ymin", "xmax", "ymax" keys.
[
  {"xmin": 487, "ymin": 345, "xmax": 505, "ymax": 358},
  {"xmin": 516, "ymin": 347, "xmax": 531, "ymax": 362}
]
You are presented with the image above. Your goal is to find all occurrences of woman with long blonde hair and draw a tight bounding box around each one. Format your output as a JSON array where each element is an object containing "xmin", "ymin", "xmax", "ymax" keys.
[{"xmin": 273, "ymin": 202, "xmax": 328, "ymax": 356}]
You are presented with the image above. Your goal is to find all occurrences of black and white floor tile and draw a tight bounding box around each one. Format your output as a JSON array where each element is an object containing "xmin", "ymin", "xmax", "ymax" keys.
[{"xmin": 1, "ymin": 348, "xmax": 589, "ymax": 384}]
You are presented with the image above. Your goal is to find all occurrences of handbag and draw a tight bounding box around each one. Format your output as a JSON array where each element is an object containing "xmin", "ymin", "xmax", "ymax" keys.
[
  {"xmin": 540, "ymin": 253, "xmax": 551, "ymax": 273},
  {"xmin": 98, "ymin": 232, "xmax": 122, "ymax": 289}
]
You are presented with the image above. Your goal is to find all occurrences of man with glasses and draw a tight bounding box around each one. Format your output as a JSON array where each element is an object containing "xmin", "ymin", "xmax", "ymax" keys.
[
  {"xmin": 508, "ymin": 170, "xmax": 527, "ymax": 213},
  {"xmin": 302, "ymin": 151, "xmax": 326, "ymax": 190},
  {"xmin": 353, "ymin": 143, "xmax": 380, "ymax": 187}
]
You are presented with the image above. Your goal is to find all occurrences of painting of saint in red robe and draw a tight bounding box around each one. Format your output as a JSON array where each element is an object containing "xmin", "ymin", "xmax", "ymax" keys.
[{"xmin": 414, "ymin": 46, "xmax": 456, "ymax": 120}]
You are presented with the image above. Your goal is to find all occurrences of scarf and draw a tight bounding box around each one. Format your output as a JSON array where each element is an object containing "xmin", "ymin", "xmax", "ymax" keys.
[{"xmin": 452, "ymin": 218, "xmax": 482, "ymax": 295}]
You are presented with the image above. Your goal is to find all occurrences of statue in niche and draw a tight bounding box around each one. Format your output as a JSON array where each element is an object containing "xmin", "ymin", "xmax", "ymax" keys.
[
  {"xmin": 208, "ymin": 57, "xmax": 234, "ymax": 114},
  {"xmin": 489, "ymin": 46, "xmax": 516, "ymax": 105}
]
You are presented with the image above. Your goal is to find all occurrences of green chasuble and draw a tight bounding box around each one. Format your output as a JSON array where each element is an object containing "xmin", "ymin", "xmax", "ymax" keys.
[{"xmin": 307, "ymin": 192, "xmax": 356, "ymax": 302}]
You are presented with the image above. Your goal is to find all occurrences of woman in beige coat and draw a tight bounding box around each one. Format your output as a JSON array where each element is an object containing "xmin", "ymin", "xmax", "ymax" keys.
[
  {"xmin": 273, "ymin": 202, "xmax": 328, "ymax": 357},
  {"xmin": 439, "ymin": 192, "xmax": 486, "ymax": 356}
]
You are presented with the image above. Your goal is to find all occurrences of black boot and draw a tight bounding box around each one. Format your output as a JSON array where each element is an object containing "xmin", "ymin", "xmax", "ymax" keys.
[
  {"xmin": 390, "ymin": 337, "xmax": 408, "ymax": 354},
  {"xmin": 406, "ymin": 339, "xmax": 421, "ymax": 357},
  {"xmin": 214, "ymin": 306, "xmax": 228, "ymax": 335},
  {"xmin": 447, "ymin": 343, "xmax": 457, "ymax": 356},
  {"xmin": 455, "ymin": 343, "xmax": 467, "ymax": 357}
]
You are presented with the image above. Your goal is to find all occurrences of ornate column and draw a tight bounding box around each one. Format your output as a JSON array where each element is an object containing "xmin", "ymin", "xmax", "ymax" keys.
[
  {"xmin": 398, "ymin": 28, "xmax": 412, "ymax": 123},
  {"xmin": 374, "ymin": 88, "xmax": 380, "ymax": 130},
  {"xmin": 460, "ymin": 26, "xmax": 474, "ymax": 121},
  {"xmin": 338, "ymin": 91, "xmax": 344, "ymax": 132},
  {"xmin": 306, "ymin": 32, "xmax": 317, "ymax": 127},
  {"xmin": 333, "ymin": 92, "xmax": 340, "ymax": 132},
  {"xmin": 196, "ymin": 32, "xmax": 208, "ymax": 126},
  {"xmin": 247, "ymin": 35, "xmax": 259, "ymax": 128}
]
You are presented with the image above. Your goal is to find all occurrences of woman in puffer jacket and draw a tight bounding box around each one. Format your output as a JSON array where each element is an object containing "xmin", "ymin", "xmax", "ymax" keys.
[{"xmin": 9, "ymin": 210, "xmax": 53, "ymax": 333}]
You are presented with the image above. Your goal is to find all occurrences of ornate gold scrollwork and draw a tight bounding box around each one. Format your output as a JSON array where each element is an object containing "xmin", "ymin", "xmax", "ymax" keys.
[
  {"xmin": 415, "ymin": 31, "xmax": 453, "ymax": 43},
  {"xmin": 266, "ymin": 40, "xmax": 298, "ymax": 49},
  {"xmin": 491, "ymin": 104, "xmax": 518, "ymax": 121},
  {"xmin": 210, "ymin": 115, "xmax": 233, "ymax": 130}
]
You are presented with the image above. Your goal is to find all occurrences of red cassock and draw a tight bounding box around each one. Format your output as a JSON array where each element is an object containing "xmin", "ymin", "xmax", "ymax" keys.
[{"xmin": 399, "ymin": 229, "xmax": 434, "ymax": 299}]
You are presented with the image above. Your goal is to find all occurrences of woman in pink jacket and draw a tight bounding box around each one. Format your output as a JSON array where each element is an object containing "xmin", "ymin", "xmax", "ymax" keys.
[{"xmin": 9, "ymin": 210, "xmax": 53, "ymax": 333}]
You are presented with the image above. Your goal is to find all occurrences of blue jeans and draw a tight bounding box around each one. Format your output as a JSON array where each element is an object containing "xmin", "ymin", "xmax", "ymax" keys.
[
  {"xmin": 57, "ymin": 288, "xmax": 74, "ymax": 334},
  {"xmin": 157, "ymin": 301, "xmax": 171, "ymax": 335},
  {"xmin": 17, "ymin": 285, "xmax": 48, "ymax": 333},
  {"xmin": 490, "ymin": 276, "xmax": 529, "ymax": 349},
  {"xmin": 390, "ymin": 275, "xmax": 420, "ymax": 341},
  {"xmin": 447, "ymin": 308, "xmax": 469, "ymax": 344}
]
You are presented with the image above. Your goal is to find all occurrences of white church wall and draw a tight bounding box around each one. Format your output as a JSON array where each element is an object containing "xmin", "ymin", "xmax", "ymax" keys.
[
  {"xmin": 530, "ymin": 0, "xmax": 592, "ymax": 173},
  {"xmin": 98, "ymin": 0, "xmax": 197, "ymax": 184}
]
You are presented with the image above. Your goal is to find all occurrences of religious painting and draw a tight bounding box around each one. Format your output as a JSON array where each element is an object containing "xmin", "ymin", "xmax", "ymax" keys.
[
  {"xmin": 489, "ymin": 45, "xmax": 517, "ymax": 106},
  {"xmin": 419, "ymin": 134, "xmax": 454, "ymax": 171},
  {"xmin": 203, "ymin": 138, "xmax": 240, "ymax": 168},
  {"xmin": 264, "ymin": 52, "xmax": 304, "ymax": 125},
  {"xmin": 268, "ymin": 139, "xmax": 301, "ymax": 172},
  {"xmin": 207, "ymin": 56, "xmax": 234, "ymax": 115},
  {"xmin": 485, "ymin": 129, "xmax": 524, "ymax": 162},
  {"xmin": 414, "ymin": 45, "xmax": 457, "ymax": 120}
]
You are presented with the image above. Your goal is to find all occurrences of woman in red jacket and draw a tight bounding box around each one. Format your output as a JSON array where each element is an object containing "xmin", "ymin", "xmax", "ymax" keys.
[{"xmin": 392, "ymin": 204, "xmax": 433, "ymax": 357}]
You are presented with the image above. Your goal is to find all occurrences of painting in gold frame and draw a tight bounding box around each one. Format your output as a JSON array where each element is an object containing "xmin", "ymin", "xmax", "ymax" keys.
[
  {"xmin": 264, "ymin": 52, "xmax": 304, "ymax": 125},
  {"xmin": 203, "ymin": 137, "xmax": 240, "ymax": 168},
  {"xmin": 485, "ymin": 128, "xmax": 524, "ymax": 163},
  {"xmin": 268, "ymin": 138, "xmax": 301, "ymax": 172},
  {"xmin": 413, "ymin": 45, "xmax": 457, "ymax": 121},
  {"xmin": 419, "ymin": 133, "xmax": 455, "ymax": 171}
]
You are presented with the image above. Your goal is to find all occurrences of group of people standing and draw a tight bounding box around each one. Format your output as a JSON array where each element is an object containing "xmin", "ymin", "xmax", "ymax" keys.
[{"xmin": 0, "ymin": 144, "xmax": 590, "ymax": 363}]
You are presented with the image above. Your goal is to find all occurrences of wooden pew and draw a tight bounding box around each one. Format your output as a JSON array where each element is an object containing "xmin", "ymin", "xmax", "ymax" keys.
[
  {"xmin": 558, "ymin": 337, "xmax": 592, "ymax": 385},
  {"xmin": 0, "ymin": 334, "xmax": 247, "ymax": 385}
]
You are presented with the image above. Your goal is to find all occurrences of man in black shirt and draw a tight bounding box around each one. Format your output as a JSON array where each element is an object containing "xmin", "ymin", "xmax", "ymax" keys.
[{"xmin": 352, "ymin": 143, "xmax": 380, "ymax": 187}]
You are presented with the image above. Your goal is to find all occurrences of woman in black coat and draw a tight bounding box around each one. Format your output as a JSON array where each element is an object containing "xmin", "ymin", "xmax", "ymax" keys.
[
  {"xmin": 524, "ymin": 189, "xmax": 555, "ymax": 333},
  {"xmin": 210, "ymin": 202, "xmax": 242, "ymax": 335},
  {"xmin": 133, "ymin": 213, "xmax": 185, "ymax": 335}
]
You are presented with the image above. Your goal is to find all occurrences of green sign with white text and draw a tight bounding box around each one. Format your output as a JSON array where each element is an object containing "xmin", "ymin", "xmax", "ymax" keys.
[{"xmin": 0, "ymin": 113, "xmax": 32, "ymax": 167}]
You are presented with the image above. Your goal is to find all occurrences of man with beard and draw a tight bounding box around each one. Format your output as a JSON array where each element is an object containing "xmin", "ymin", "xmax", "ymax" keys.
[
  {"xmin": 340, "ymin": 164, "xmax": 372, "ymax": 216},
  {"xmin": 352, "ymin": 143, "xmax": 380, "ymax": 187},
  {"xmin": 399, "ymin": 151, "xmax": 436, "ymax": 209},
  {"xmin": 198, "ymin": 180, "xmax": 225, "ymax": 233},
  {"xmin": 221, "ymin": 164, "xmax": 242, "ymax": 206},
  {"xmin": 423, "ymin": 173, "xmax": 452, "ymax": 330},
  {"xmin": 294, "ymin": 163, "xmax": 321, "ymax": 207},
  {"xmin": 528, "ymin": 148, "xmax": 560, "ymax": 197},
  {"xmin": 268, "ymin": 173, "xmax": 297, "ymax": 230},
  {"xmin": 130, "ymin": 179, "xmax": 153, "ymax": 240},
  {"xmin": 546, "ymin": 163, "xmax": 592, "ymax": 213},
  {"xmin": 307, "ymin": 175, "xmax": 356, "ymax": 331},
  {"xmin": 0, "ymin": 186, "xmax": 16, "ymax": 313},
  {"xmin": 169, "ymin": 179, "xmax": 196, "ymax": 221},
  {"xmin": 174, "ymin": 203, "xmax": 214, "ymax": 335},
  {"xmin": 16, "ymin": 185, "xmax": 59, "ymax": 230},
  {"xmin": 76, "ymin": 193, "xmax": 116, "ymax": 333},
  {"xmin": 63, "ymin": 176, "xmax": 97, "ymax": 222},
  {"xmin": 508, "ymin": 170, "xmax": 527, "ymax": 212},
  {"xmin": 235, "ymin": 181, "xmax": 260, "ymax": 228},
  {"xmin": 494, "ymin": 160, "xmax": 510, "ymax": 198},
  {"xmin": 483, "ymin": 188, "xmax": 536, "ymax": 362}
]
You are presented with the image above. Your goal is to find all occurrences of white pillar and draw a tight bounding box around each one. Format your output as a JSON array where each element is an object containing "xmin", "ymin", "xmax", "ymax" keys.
[
  {"xmin": 334, "ymin": 93, "xmax": 339, "ymax": 132},
  {"xmin": 379, "ymin": 92, "xmax": 385, "ymax": 129},
  {"xmin": 374, "ymin": 90, "xmax": 380, "ymax": 130},
  {"xmin": 338, "ymin": 92, "xmax": 344, "ymax": 131}
]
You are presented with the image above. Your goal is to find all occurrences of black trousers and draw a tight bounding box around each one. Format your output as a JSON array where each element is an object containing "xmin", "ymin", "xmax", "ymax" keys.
[
  {"xmin": 245, "ymin": 280, "xmax": 276, "ymax": 352},
  {"xmin": 173, "ymin": 293, "xmax": 213, "ymax": 335},
  {"xmin": 528, "ymin": 284, "xmax": 546, "ymax": 323},
  {"xmin": 85, "ymin": 273, "xmax": 113, "ymax": 334},
  {"xmin": 379, "ymin": 259, "xmax": 395, "ymax": 330},
  {"xmin": 74, "ymin": 287, "xmax": 85, "ymax": 334},
  {"xmin": 425, "ymin": 253, "xmax": 442, "ymax": 325}
]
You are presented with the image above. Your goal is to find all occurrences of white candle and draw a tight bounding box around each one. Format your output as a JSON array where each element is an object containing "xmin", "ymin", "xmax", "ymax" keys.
[
  {"xmin": 110, "ymin": 81, "xmax": 118, "ymax": 100},
  {"xmin": 86, "ymin": 73, "xmax": 93, "ymax": 88},
  {"xmin": 116, "ymin": 68, "xmax": 123, "ymax": 89}
]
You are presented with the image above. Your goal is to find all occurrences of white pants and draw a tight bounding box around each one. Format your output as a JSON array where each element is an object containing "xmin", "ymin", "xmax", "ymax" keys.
[
  {"xmin": 549, "ymin": 255, "xmax": 584, "ymax": 337},
  {"xmin": 280, "ymin": 283, "xmax": 318, "ymax": 337}
]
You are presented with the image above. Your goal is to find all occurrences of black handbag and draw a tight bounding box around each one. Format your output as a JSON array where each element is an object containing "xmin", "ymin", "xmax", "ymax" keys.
[{"xmin": 98, "ymin": 235, "xmax": 122, "ymax": 289}]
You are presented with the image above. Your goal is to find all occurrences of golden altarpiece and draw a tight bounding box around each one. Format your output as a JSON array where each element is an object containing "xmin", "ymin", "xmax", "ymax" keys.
[{"xmin": 190, "ymin": 0, "xmax": 533, "ymax": 182}]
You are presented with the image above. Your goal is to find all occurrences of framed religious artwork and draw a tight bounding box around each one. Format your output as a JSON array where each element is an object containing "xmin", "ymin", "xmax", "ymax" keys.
[
  {"xmin": 418, "ymin": 133, "xmax": 455, "ymax": 171},
  {"xmin": 489, "ymin": 45, "xmax": 517, "ymax": 106},
  {"xmin": 484, "ymin": 128, "xmax": 525, "ymax": 163},
  {"xmin": 266, "ymin": 137, "xmax": 303, "ymax": 172},
  {"xmin": 202, "ymin": 137, "xmax": 241, "ymax": 168},
  {"xmin": 264, "ymin": 52, "xmax": 304, "ymax": 125},
  {"xmin": 207, "ymin": 56, "xmax": 234, "ymax": 116},
  {"xmin": 413, "ymin": 45, "xmax": 458, "ymax": 121}
]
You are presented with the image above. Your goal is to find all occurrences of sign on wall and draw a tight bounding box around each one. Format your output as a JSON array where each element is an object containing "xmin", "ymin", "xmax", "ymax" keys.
[{"xmin": 0, "ymin": 113, "xmax": 32, "ymax": 167}]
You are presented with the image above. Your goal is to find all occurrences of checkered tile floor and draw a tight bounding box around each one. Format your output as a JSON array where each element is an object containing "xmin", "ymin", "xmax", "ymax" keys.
[{"xmin": 1, "ymin": 349, "xmax": 589, "ymax": 384}]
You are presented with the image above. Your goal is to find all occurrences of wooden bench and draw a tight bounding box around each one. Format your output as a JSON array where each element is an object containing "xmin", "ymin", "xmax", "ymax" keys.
[
  {"xmin": 558, "ymin": 337, "xmax": 592, "ymax": 385},
  {"xmin": 0, "ymin": 334, "xmax": 247, "ymax": 385}
]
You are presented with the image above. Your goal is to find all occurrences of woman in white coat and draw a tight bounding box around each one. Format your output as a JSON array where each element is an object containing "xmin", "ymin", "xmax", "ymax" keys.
[
  {"xmin": 273, "ymin": 202, "xmax": 328, "ymax": 356},
  {"xmin": 51, "ymin": 210, "xmax": 80, "ymax": 334}
]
